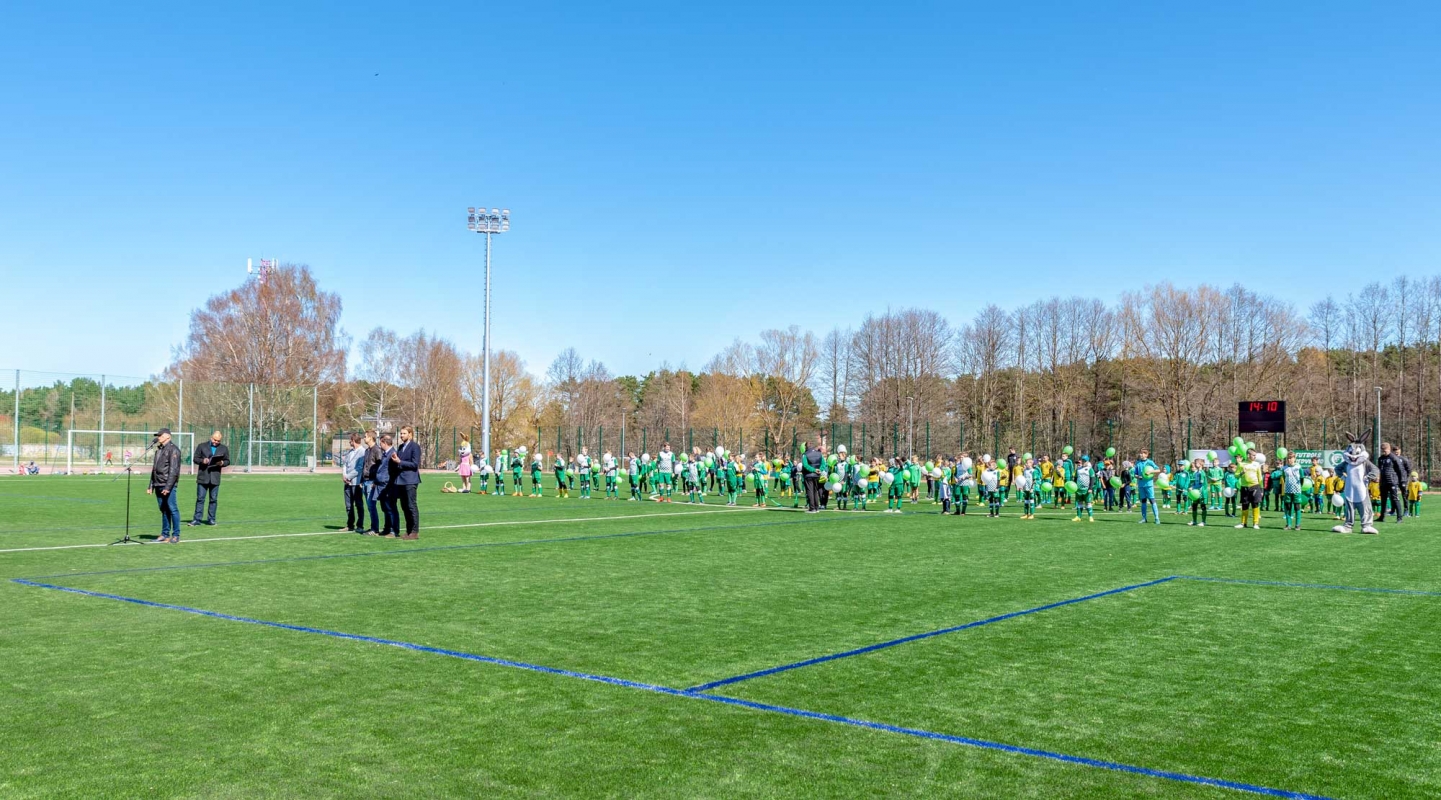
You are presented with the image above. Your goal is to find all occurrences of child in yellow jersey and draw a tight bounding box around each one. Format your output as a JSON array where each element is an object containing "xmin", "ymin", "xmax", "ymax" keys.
[
  {"xmin": 1369, "ymin": 477, "xmax": 1381, "ymax": 514},
  {"xmin": 1406, "ymin": 472, "xmax": 1423, "ymax": 517}
]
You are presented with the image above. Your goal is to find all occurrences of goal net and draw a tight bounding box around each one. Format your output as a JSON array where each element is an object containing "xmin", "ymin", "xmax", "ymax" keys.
[
  {"xmin": 65, "ymin": 430, "xmax": 195, "ymax": 475},
  {"xmin": 245, "ymin": 439, "xmax": 317, "ymax": 472}
]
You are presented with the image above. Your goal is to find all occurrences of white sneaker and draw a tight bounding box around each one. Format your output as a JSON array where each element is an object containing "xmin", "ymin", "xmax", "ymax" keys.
[
  {"xmin": 1197, "ymin": 522, "xmax": 1205, "ymax": 527},
  {"xmin": 1361, "ymin": 526, "xmax": 1379, "ymax": 534},
  {"xmin": 1331, "ymin": 524, "xmax": 1352, "ymax": 533},
  {"xmin": 1188, "ymin": 522, "xmax": 1195, "ymax": 527},
  {"xmin": 1234, "ymin": 523, "xmax": 1246, "ymax": 529},
  {"xmin": 1251, "ymin": 524, "xmax": 1260, "ymax": 530}
]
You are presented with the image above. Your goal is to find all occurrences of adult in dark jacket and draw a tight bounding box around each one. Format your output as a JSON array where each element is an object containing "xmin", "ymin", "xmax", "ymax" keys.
[
  {"xmin": 801, "ymin": 443, "xmax": 824, "ymax": 513},
  {"xmin": 362, "ymin": 431, "xmax": 383, "ymax": 534},
  {"xmin": 147, "ymin": 428, "xmax": 183, "ymax": 543},
  {"xmin": 392, "ymin": 425, "xmax": 423, "ymax": 538},
  {"xmin": 189, "ymin": 430, "xmax": 230, "ymax": 526},
  {"xmin": 371, "ymin": 433, "xmax": 400, "ymax": 537},
  {"xmin": 1377, "ymin": 442, "xmax": 1411, "ymax": 522}
]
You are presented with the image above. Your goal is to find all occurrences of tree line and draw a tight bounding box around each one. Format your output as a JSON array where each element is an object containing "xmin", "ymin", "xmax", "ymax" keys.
[{"xmin": 50, "ymin": 264, "xmax": 1423, "ymax": 466}]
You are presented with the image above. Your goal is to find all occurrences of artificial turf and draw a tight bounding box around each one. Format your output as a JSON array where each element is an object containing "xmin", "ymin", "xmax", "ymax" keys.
[{"xmin": 1, "ymin": 474, "xmax": 1437, "ymax": 798}]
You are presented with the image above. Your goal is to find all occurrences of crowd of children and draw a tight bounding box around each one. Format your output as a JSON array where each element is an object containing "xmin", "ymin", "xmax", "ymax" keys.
[{"xmin": 448, "ymin": 435, "xmax": 1426, "ymax": 529}]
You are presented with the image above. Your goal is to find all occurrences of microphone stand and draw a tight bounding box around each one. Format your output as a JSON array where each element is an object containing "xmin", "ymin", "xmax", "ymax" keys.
[{"xmin": 111, "ymin": 439, "xmax": 158, "ymax": 546}]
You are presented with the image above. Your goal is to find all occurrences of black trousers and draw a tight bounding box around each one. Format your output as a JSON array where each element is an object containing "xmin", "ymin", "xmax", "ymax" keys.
[
  {"xmin": 803, "ymin": 473, "xmax": 821, "ymax": 511},
  {"xmin": 378, "ymin": 483, "xmax": 401, "ymax": 534},
  {"xmin": 344, "ymin": 483, "xmax": 366, "ymax": 529},
  {"xmin": 399, "ymin": 484, "xmax": 420, "ymax": 533},
  {"xmin": 192, "ymin": 483, "xmax": 220, "ymax": 524},
  {"xmin": 1379, "ymin": 482, "xmax": 1406, "ymax": 521}
]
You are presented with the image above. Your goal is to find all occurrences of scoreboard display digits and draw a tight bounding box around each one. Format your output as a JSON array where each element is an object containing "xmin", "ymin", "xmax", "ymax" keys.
[{"xmin": 1238, "ymin": 401, "xmax": 1286, "ymax": 434}]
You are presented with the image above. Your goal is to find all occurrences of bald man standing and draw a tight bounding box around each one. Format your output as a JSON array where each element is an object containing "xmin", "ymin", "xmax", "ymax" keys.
[{"xmin": 189, "ymin": 430, "xmax": 230, "ymax": 527}]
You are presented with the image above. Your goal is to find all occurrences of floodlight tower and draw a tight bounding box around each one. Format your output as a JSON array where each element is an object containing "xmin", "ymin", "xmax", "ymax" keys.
[{"xmin": 467, "ymin": 207, "xmax": 511, "ymax": 463}]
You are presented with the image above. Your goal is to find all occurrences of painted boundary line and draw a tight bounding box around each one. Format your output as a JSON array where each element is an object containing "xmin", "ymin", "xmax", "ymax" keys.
[
  {"xmin": 25, "ymin": 515, "xmax": 851, "ymax": 580},
  {"xmin": 1176, "ymin": 575, "xmax": 1441, "ymax": 597},
  {"xmin": 0, "ymin": 506, "xmax": 762, "ymax": 554},
  {"xmin": 688, "ymin": 576, "xmax": 1180, "ymax": 692},
  {"xmin": 11, "ymin": 578, "xmax": 1330, "ymax": 800}
]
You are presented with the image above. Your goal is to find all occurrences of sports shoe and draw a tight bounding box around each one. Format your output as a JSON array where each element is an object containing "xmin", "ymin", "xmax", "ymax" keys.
[
  {"xmin": 1197, "ymin": 522, "xmax": 1205, "ymax": 527},
  {"xmin": 1251, "ymin": 524, "xmax": 1260, "ymax": 530},
  {"xmin": 1234, "ymin": 523, "xmax": 1246, "ymax": 529},
  {"xmin": 1188, "ymin": 522, "xmax": 1195, "ymax": 527}
]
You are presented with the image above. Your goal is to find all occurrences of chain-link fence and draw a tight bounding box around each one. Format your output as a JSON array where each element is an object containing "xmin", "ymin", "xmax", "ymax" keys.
[{"xmin": 1, "ymin": 370, "xmax": 326, "ymax": 473}]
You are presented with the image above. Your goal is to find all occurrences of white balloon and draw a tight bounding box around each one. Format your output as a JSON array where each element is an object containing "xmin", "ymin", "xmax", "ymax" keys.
[
  {"xmin": 856, "ymin": 478, "xmax": 868, "ymax": 490},
  {"xmin": 931, "ymin": 469, "xmax": 942, "ymax": 479},
  {"xmin": 1332, "ymin": 493, "xmax": 1346, "ymax": 507},
  {"xmin": 1223, "ymin": 487, "xmax": 1235, "ymax": 498},
  {"xmin": 960, "ymin": 457, "xmax": 973, "ymax": 472},
  {"xmin": 829, "ymin": 482, "xmax": 842, "ymax": 493},
  {"xmin": 837, "ymin": 444, "xmax": 847, "ymax": 454},
  {"xmin": 881, "ymin": 472, "xmax": 895, "ymax": 485}
]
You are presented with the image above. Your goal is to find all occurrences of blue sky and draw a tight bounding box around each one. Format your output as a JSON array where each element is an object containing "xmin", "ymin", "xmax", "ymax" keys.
[{"xmin": 3, "ymin": 1, "xmax": 1438, "ymax": 385}]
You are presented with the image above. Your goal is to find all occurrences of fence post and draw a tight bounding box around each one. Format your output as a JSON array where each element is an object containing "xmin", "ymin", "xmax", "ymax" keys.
[
  {"xmin": 959, "ymin": 420, "xmax": 965, "ymax": 452},
  {"xmin": 1149, "ymin": 420, "xmax": 1155, "ymax": 455},
  {"xmin": 11, "ymin": 370, "xmax": 17, "ymax": 471},
  {"xmin": 246, "ymin": 382, "xmax": 254, "ymax": 473},
  {"xmin": 925, "ymin": 421, "xmax": 930, "ymax": 458}
]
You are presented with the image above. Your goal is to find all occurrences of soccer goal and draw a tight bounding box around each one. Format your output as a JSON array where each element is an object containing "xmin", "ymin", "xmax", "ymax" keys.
[
  {"xmin": 245, "ymin": 439, "xmax": 317, "ymax": 472},
  {"xmin": 66, "ymin": 429, "xmax": 195, "ymax": 475}
]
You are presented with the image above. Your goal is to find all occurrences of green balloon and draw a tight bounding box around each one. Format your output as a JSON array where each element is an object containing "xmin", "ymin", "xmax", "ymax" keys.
[
  {"xmin": 679, "ymin": 453, "xmax": 688, "ymax": 462},
  {"xmin": 1233, "ymin": 436, "xmax": 1245, "ymax": 448},
  {"xmin": 1063, "ymin": 445, "xmax": 1074, "ymax": 455},
  {"xmin": 1421, "ymin": 483, "xmax": 1430, "ymax": 492},
  {"xmin": 1023, "ymin": 452, "xmax": 1033, "ymax": 461},
  {"xmin": 1188, "ymin": 488, "xmax": 1202, "ymax": 501},
  {"xmin": 827, "ymin": 454, "xmax": 837, "ymax": 466},
  {"xmin": 1301, "ymin": 478, "xmax": 1313, "ymax": 491},
  {"xmin": 1105, "ymin": 447, "xmax": 1116, "ymax": 458},
  {"xmin": 1064, "ymin": 480, "xmax": 1078, "ymax": 494},
  {"xmin": 1245, "ymin": 441, "xmax": 1256, "ymax": 451},
  {"xmin": 1109, "ymin": 476, "xmax": 1122, "ymax": 488},
  {"xmin": 773, "ymin": 458, "xmax": 783, "ymax": 467},
  {"xmin": 828, "ymin": 472, "xmax": 839, "ymax": 483},
  {"xmin": 1276, "ymin": 447, "xmax": 1289, "ymax": 459},
  {"xmin": 924, "ymin": 461, "xmax": 934, "ymax": 471}
]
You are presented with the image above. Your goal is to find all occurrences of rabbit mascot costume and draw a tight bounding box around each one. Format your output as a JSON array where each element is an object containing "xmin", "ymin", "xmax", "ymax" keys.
[{"xmin": 1332, "ymin": 432, "xmax": 1380, "ymax": 535}]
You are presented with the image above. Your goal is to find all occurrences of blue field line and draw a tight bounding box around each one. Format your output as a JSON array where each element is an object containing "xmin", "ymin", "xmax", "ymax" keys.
[
  {"xmin": 23, "ymin": 516, "xmax": 840, "ymax": 580},
  {"xmin": 1176, "ymin": 575, "xmax": 1441, "ymax": 597},
  {"xmin": 12, "ymin": 578, "xmax": 1330, "ymax": 800},
  {"xmin": 687, "ymin": 576, "xmax": 1180, "ymax": 692}
]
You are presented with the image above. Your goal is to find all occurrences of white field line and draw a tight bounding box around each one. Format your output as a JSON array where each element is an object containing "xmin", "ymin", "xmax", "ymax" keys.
[{"xmin": 0, "ymin": 506, "xmax": 764, "ymax": 554}]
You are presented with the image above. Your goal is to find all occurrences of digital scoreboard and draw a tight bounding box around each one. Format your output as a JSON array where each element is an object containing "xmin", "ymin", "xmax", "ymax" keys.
[{"xmin": 1238, "ymin": 401, "xmax": 1286, "ymax": 434}]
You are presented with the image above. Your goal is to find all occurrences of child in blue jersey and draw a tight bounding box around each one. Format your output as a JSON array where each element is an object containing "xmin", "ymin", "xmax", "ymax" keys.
[{"xmin": 1133, "ymin": 450, "xmax": 1160, "ymax": 525}]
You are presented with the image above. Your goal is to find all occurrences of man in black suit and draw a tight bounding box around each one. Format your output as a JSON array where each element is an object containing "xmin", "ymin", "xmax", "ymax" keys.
[
  {"xmin": 392, "ymin": 425, "xmax": 423, "ymax": 539},
  {"xmin": 189, "ymin": 430, "xmax": 230, "ymax": 527}
]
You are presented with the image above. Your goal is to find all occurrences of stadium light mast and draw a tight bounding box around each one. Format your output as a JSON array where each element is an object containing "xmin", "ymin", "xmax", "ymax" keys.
[{"xmin": 468, "ymin": 207, "xmax": 511, "ymax": 463}]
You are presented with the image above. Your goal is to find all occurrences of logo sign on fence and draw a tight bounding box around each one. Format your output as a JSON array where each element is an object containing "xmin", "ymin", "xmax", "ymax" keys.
[{"xmin": 1188, "ymin": 448, "xmax": 1343, "ymax": 469}]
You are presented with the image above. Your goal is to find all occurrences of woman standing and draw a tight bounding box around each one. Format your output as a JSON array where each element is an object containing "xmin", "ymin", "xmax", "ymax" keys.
[{"xmin": 457, "ymin": 434, "xmax": 474, "ymax": 493}]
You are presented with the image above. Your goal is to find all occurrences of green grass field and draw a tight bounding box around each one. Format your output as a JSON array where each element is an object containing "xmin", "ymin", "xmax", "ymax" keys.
[{"xmin": 2, "ymin": 473, "xmax": 1437, "ymax": 799}]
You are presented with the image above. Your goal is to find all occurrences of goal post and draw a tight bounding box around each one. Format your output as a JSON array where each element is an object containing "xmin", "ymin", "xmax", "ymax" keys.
[
  {"xmin": 245, "ymin": 439, "xmax": 317, "ymax": 472},
  {"xmin": 65, "ymin": 429, "xmax": 195, "ymax": 475}
]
